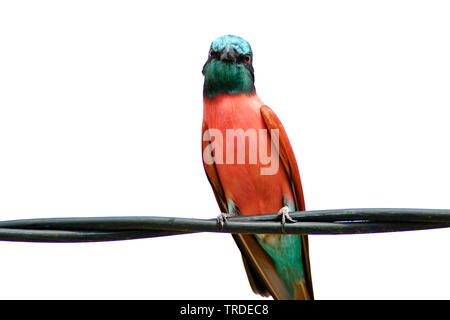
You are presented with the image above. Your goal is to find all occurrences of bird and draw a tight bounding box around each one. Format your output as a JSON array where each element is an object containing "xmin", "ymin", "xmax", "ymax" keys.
[{"xmin": 201, "ymin": 35, "xmax": 313, "ymax": 300}]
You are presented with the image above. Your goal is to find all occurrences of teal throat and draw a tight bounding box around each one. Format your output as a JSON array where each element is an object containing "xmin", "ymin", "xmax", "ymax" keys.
[{"xmin": 203, "ymin": 60, "xmax": 255, "ymax": 98}]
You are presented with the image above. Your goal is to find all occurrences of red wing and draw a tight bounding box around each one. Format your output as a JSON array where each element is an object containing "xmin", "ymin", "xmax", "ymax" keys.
[
  {"xmin": 201, "ymin": 121, "xmax": 227, "ymax": 213},
  {"xmin": 260, "ymin": 105, "xmax": 314, "ymax": 299},
  {"xmin": 260, "ymin": 105, "xmax": 305, "ymax": 211}
]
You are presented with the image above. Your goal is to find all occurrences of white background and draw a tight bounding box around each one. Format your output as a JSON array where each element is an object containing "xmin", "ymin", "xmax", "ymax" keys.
[{"xmin": 1, "ymin": 0, "xmax": 450, "ymax": 299}]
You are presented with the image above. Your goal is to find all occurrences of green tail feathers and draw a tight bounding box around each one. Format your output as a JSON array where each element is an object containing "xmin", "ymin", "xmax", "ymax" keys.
[{"xmin": 255, "ymin": 234, "xmax": 305, "ymax": 299}]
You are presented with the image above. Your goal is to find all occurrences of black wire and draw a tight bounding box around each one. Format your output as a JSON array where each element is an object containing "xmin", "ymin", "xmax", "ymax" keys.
[{"xmin": 0, "ymin": 208, "xmax": 449, "ymax": 243}]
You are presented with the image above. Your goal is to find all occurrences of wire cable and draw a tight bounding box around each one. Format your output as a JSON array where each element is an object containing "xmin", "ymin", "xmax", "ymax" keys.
[{"xmin": 1, "ymin": 208, "xmax": 450, "ymax": 242}]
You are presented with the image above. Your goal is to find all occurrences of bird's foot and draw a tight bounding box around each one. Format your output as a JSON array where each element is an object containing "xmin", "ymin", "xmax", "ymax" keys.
[
  {"xmin": 278, "ymin": 206, "xmax": 296, "ymax": 232},
  {"xmin": 217, "ymin": 212, "xmax": 234, "ymax": 229}
]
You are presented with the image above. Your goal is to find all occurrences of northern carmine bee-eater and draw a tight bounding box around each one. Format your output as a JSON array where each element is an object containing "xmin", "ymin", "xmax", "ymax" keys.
[{"xmin": 201, "ymin": 35, "xmax": 313, "ymax": 300}]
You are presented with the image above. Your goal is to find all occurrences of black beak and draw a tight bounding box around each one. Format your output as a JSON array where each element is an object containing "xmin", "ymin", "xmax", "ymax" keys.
[{"xmin": 220, "ymin": 44, "xmax": 238, "ymax": 63}]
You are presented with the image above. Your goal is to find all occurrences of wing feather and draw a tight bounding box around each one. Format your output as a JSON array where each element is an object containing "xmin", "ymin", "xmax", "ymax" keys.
[{"xmin": 260, "ymin": 105, "xmax": 314, "ymax": 299}]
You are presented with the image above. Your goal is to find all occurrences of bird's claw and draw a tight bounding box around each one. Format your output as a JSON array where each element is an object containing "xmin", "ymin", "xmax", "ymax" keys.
[
  {"xmin": 217, "ymin": 212, "xmax": 233, "ymax": 228},
  {"xmin": 278, "ymin": 206, "xmax": 296, "ymax": 232}
]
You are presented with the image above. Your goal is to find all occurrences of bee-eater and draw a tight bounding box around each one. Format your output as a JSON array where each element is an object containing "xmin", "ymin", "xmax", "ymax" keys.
[{"xmin": 201, "ymin": 35, "xmax": 313, "ymax": 300}]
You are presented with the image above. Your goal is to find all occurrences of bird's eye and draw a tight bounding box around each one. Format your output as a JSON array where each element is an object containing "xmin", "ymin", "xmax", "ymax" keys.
[
  {"xmin": 244, "ymin": 55, "xmax": 251, "ymax": 63},
  {"xmin": 209, "ymin": 50, "xmax": 215, "ymax": 58}
]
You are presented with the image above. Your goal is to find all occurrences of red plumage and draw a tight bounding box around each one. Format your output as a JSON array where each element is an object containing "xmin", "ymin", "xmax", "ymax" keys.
[{"xmin": 202, "ymin": 92, "xmax": 313, "ymax": 299}]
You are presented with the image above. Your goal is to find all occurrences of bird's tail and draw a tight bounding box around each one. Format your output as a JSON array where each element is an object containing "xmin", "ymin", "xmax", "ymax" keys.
[{"xmin": 232, "ymin": 234, "xmax": 313, "ymax": 300}]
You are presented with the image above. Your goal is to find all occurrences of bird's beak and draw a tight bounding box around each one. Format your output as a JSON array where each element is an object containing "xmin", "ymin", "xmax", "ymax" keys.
[{"xmin": 220, "ymin": 44, "xmax": 238, "ymax": 63}]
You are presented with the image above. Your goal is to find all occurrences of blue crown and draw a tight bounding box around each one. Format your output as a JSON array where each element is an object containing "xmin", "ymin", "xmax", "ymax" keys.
[{"xmin": 211, "ymin": 35, "xmax": 252, "ymax": 55}]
